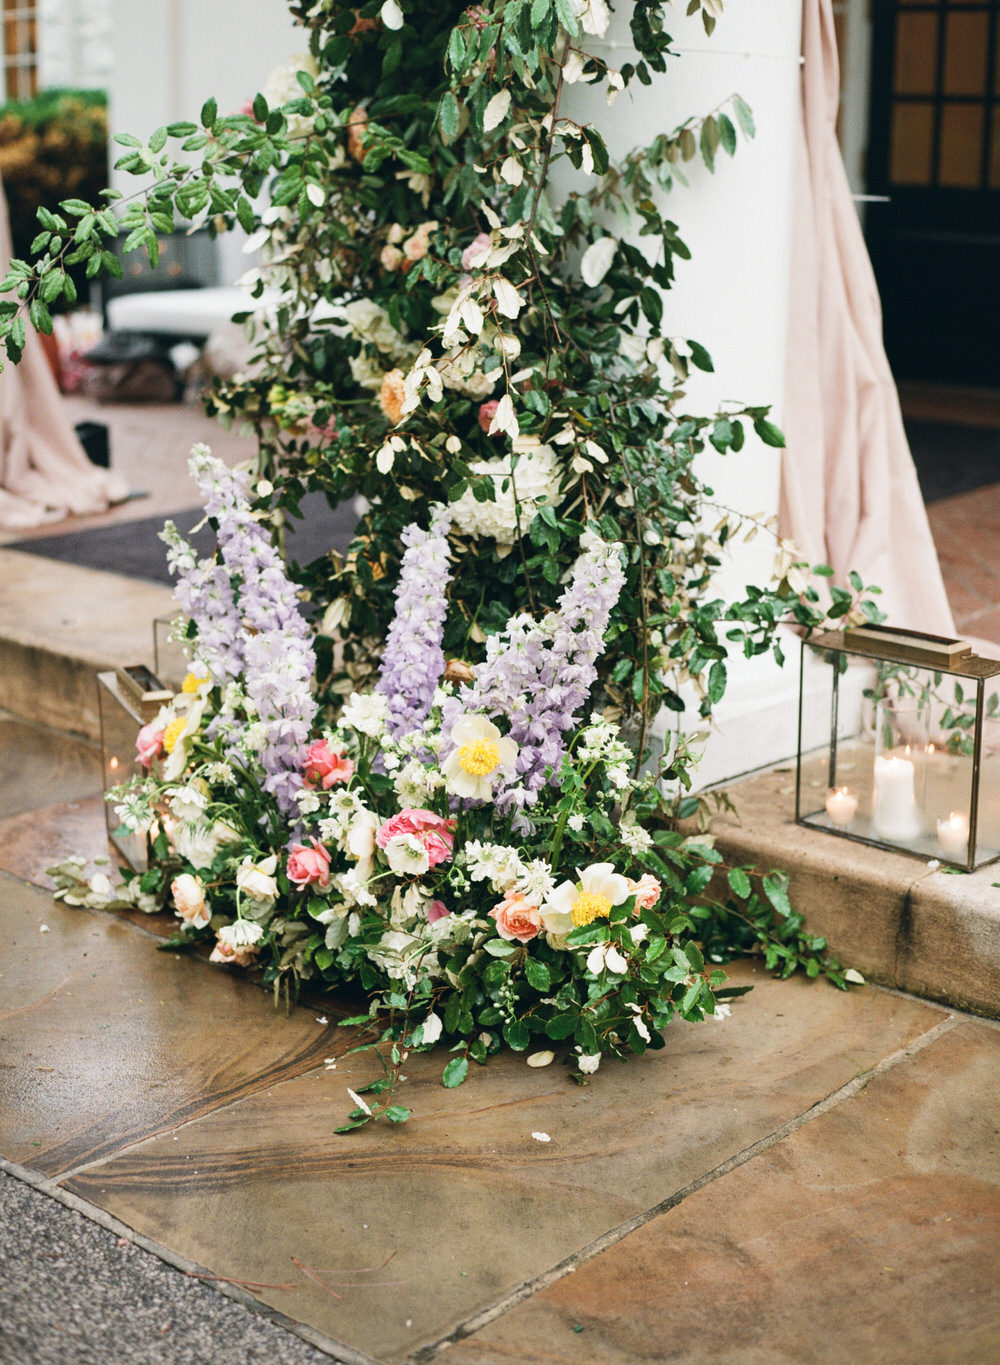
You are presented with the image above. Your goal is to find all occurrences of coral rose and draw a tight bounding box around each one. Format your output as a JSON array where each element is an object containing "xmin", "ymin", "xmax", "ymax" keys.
[
  {"xmin": 376, "ymin": 808, "xmax": 456, "ymax": 867},
  {"xmin": 135, "ymin": 722, "xmax": 165, "ymax": 769},
  {"xmin": 287, "ymin": 838, "xmax": 332, "ymax": 889},
  {"xmin": 303, "ymin": 739, "xmax": 355, "ymax": 789},
  {"xmin": 379, "ymin": 369, "xmax": 406, "ymax": 426},
  {"xmin": 490, "ymin": 891, "xmax": 541, "ymax": 943},
  {"xmin": 380, "ymin": 243, "xmax": 404, "ymax": 272}
]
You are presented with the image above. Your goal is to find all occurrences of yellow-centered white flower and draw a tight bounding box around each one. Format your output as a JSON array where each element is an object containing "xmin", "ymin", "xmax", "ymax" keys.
[
  {"xmin": 540, "ymin": 862, "xmax": 631, "ymax": 938},
  {"xmin": 442, "ymin": 715, "xmax": 517, "ymax": 801}
]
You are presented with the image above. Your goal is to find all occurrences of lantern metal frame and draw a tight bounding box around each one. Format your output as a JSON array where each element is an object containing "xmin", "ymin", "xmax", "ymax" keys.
[
  {"xmin": 97, "ymin": 665, "xmax": 172, "ymax": 871},
  {"xmin": 796, "ymin": 625, "xmax": 1000, "ymax": 872}
]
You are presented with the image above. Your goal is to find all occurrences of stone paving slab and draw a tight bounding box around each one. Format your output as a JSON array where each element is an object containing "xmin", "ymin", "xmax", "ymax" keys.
[
  {"xmin": 59, "ymin": 960, "xmax": 941, "ymax": 1364},
  {"xmin": 710, "ymin": 765, "xmax": 1000, "ymax": 1017},
  {"xmin": 0, "ymin": 793, "xmax": 110, "ymax": 889},
  {"xmin": 0, "ymin": 871, "xmax": 350, "ymax": 1177},
  {"xmin": 443, "ymin": 1017, "xmax": 1000, "ymax": 1365},
  {"xmin": 0, "ymin": 548, "xmax": 175, "ymax": 739}
]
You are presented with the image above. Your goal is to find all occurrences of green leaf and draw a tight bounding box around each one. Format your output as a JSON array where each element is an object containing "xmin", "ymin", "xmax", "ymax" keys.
[
  {"xmin": 384, "ymin": 1105, "xmax": 411, "ymax": 1123},
  {"xmin": 485, "ymin": 938, "xmax": 517, "ymax": 957},
  {"xmin": 442, "ymin": 1056, "xmax": 469, "ymax": 1088},
  {"xmin": 149, "ymin": 126, "xmax": 168, "ymax": 154},
  {"xmin": 754, "ymin": 417, "xmax": 785, "ymax": 448},
  {"xmin": 546, "ymin": 1013, "xmax": 578, "ymax": 1039},
  {"xmin": 727, "ymin": 867, "xmax": 752, "ymax": 899},
  {"xmin": 524, "ymin": 957, "xmax": 551, "ymax": 991},
  {"xmin": 762, "ymin": 873, "xmax": 793, "ymax": 918},
  {"xmin": 732, "ymin": 94, "xmax": 756, "ymax": 138},
  {"xmin": 717, "ymin": 113, "xmax": 737, "ymax": 156},
  {"xmin": 503, "ymin": 1018, "xmax": 530, "ymax": 1050},
  {"xmin": 438, "ymin": 90, "xmax": 461, "ymax": 144},
  {"xmin": 554, "ymin": 0, "xmax": 580, "ymax": 34},
  {"xmin": 201, "ymin": 96, "xmax": 218, "ymax": 129}
]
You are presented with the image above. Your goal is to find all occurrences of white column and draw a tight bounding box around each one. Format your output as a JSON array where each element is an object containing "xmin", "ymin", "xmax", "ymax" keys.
[{"xmin": 565, "ymin": 3, "xmax": 807, "ymax": 787}]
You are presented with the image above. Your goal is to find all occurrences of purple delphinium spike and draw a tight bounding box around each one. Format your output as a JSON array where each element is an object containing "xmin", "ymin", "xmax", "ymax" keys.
[
  {"xmin": 445, "ymin": 533, "xmax": 625, "ymax": 813},
  {"xmin": 161, "ymin": 446, "xmax": 317, "ymax": 815},
  {"xmin": 376, "ymin": 504, "xmax": 453, "ymax": 740}
]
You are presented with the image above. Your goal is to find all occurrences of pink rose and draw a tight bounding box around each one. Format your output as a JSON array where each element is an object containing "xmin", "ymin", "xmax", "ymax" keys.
[
  {"xmin": 303, "ymin": 739, "xmax": 355, "ymax": 789},
  {"xmin": 478, "ymin": 399, "xmax": 499, "ymax": 433},
  {"xmin": 287, "ymin": 838, "xmax": 332, "ymax": 889},
  {"xmin": 461, "ymin": 231, "xmax": 491, "ymax": 271},
  {"xmin": 376, "ymin": 808, "xmax": 456, "ymax": 867},
  {"xmin": 136, "ymin": 722, "xmax": 165, "ymax": 770},
  {"xmin": 490, "ymin": 891, "xmax": 541, "ymax": 944},
  {"xmin": 427, "ymin": 899, "xmax": 451, "ymax": 924},
  {"xmin": 628, "ymin": 873, "xmax": 662, "ymax": 911}
]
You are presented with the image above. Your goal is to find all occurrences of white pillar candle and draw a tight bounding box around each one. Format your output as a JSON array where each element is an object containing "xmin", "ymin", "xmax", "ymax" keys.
[
  {"xmin": 873, "ymin": 754, "xmax": 921, "ymax": 842},
  {"xmin": 825, "ymin": 787, "xmax": 858, "ymax": 827},
  {"xmin": 936, "ymin": 811, "xmax": 970, "ymax": 859}
]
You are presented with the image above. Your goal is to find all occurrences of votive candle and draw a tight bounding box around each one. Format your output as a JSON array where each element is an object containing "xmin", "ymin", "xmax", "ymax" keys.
[
  {"xmin": 936, "ymin": 811, "xmax": 970, "ymax": 859},
  {"xmin": 873, "ymin": 754, "xmax": 921, "ymax": 841},
  {"xmin": 825, "ymin": 786, "xmax": 858, "ymax": 827}
]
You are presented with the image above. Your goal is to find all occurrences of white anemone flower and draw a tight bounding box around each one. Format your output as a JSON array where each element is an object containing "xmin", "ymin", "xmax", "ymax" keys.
[
  {"xmin": 540, "ymin": 862, "xmax": 631, "ymax": 937},
  {"xmin": 442, "ymin": 715, "xmax": 517, "ymax": 801}
]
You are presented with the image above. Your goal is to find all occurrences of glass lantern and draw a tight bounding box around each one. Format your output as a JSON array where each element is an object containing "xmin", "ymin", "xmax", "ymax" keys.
[
  {"xmin": 97, "ymin": 665, "xmax": 172, "ymax": 871},
  {"xmin": 796, "ymin": 625, "xmax": 1000, "ymax": 870},
  {"xmin": 153, "ymin": 615, "xmax": 191, "ymax": 691}
]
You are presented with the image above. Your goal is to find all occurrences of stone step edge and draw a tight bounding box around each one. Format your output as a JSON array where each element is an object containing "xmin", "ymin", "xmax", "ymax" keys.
[
  {"xmin": 0, "ymin": 550, "xmax": 175, "ymax": 742},
  {"xmin": 709, "ymin": 766, "xmax": 1000, "ymax": 1020}
]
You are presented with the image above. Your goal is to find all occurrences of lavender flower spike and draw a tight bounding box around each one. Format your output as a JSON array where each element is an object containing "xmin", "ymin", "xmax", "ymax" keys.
[
  {"xmin": 458, "ymin": 530, "xmax": 625, "ymax": 811},
  {"xmin": 163, "ymin": 446, "xmax": 317, "ymax": 816},
  {"xmin": 376, "ymin": 504, "xmax": 453, "ymax": 740}
]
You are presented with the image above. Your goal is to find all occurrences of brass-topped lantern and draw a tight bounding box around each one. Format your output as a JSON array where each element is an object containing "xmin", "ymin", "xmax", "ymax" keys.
[
  {"xmin": 97, "ymin": 665, "xmax": 172, "ymax": 870},
  {"xmin": 796, "ymin": 626, "xmax": 1000, "ymax": 871}
]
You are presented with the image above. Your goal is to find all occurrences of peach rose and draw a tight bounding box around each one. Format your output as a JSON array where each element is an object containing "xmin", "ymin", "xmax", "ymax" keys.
[
  {"xmin": 490, "ymin": 891, "xmax": 541, "ymax": 944},
  {"xmin": 628, "ymin": 873, "xmax": 662, "ymax": 911},
  {"xmin": 478, "ymin": 399, "xmax": 499, "ymax": 433},
  {"xmin": 303, "ymin": 739, "xmax": 355, "ymax": 789},
  {"xmin": 347, "ymin": 105, "xmax": 368, "ymax": 161},
  {"xmin": 135, "ymin": 722, "xmax": 165, "ymax": 769},
  {"xmin": 379, "ymin": 369, "xmax": 406, "ymax": 425},
  {"xmin": 171, "ymin": 872, "xmax": 210, "ymax": 929},
  {"xmin": 209, "ymin": 939, "xmax": 258, "ymax": 968},
  {"xmin": 402, "ymin": 220, "xmax": 438, "ymax": 265},
  {"xmin": 287, "ymin": 838, "xmax": 332, "ymax": 889},
  {"xmin": 376, "ymin": 808, "xmax": 456, "ymax": 867},
  {"xmin": 380, "ymin": 243, "xmax": 404, "ymax": 272}
]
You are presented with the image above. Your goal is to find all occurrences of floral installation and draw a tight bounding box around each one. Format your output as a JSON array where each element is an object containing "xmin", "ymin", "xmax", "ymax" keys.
[
  {"xmin": 18, "ymin": 0, "xmax": 876, "ymax": 1123},
  {"xmin": 55, "ymin": 473, "xmax": 757, "ymax": 1126}
]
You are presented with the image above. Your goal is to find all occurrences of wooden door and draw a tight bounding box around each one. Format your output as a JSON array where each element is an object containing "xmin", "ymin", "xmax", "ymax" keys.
[{"xmin": 866, "ymin": 0, "xmax": 1000, "ymax": 384}]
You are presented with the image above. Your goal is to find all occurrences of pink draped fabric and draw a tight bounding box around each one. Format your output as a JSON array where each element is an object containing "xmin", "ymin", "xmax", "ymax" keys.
[
  {"xmin": 780, "ymin": 0, "xmax": 954, "ymax": 634},
  {"xmin": 0, "ymin": 178, "xmax": 127, "ymax": 531}
]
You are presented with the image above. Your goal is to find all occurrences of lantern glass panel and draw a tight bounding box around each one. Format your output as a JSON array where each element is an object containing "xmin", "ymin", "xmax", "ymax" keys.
[
  {"xmin": 97, "ymin": 670, "xmax": 155, "ymax": 872},
  {"xmin": 797, "ymin": 632, "xmax": 1000, "ymax": 871},
  {"xmin": 153, "ymin": 616, "xmax": 190, "ymax": 692}
]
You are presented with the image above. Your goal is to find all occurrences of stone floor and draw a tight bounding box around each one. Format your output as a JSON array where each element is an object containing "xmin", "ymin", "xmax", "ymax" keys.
[{"xmin": 2, "ymin": 717, "xmax": 1000, "ymax": 1364}]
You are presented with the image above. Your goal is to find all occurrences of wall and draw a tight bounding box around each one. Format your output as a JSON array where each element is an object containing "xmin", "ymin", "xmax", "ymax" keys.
[
  {"xmin": 107, "ymin": 0, "xmax": 300, "ymax": 283},
  {"xmin": 565, "ymin": 3, "xmax": 809, "ymax": 787}
]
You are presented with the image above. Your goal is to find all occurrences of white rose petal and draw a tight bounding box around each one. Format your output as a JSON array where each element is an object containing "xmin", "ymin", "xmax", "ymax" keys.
[
  {"xmin": 483, "ymin": 89, "xmax": 511, "ymax": 132},
  {"xmin": 531, "ymin": 1131, "xmax": 551, "ymax": 1143},
  {"xmin": 605, "ymin": 945, "xmax": 629, "ymax": 975},
  {"xmin": 844, "ymin": 968, "xmax": 866, "ymax": 985},
  {"xmin": 380, "ymin": 0, "xmax": 404, "ymax": 30},
  {"xmin": 581, "ymin": 235, "xmax": 617, "ymax": 287},
  {"xmin": 527, "ymin": 1050, "xmax": 555, "ymax": 1068},
  {"xmin": 576, "ymin": 1052, "xmax": 601, "ymax": 1075}
]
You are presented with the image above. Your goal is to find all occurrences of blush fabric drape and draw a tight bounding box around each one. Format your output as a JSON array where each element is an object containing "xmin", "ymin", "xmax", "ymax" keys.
[
  {"xmin": 0, "ymin": 177, "xmax": 127, "ymax": 531},
  {"xmin": 780, "ymin": 0, "xmax": 955, "ymax": 634}
]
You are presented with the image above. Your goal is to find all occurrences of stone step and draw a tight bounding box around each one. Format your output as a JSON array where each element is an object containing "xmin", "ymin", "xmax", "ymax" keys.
[
  {"xmin": 710, "ymin": 765, "xmax": 1000, "ymax": 1019},
  {"xmin": 0, "ymin": 549, "xmax": 174, "ymax": 742}
]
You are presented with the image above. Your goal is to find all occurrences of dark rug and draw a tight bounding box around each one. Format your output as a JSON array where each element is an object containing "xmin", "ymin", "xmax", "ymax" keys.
[
  {"xmin": 904, "ymin": 418, "xmax": 1000, "ymax": 503},
  {"xmin": 7, "ymin": 492, "xmax": 358, "ymax": 586}
]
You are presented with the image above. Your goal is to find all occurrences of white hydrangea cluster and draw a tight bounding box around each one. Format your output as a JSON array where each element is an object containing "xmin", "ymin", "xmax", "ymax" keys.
[
  {"xmin": 450, "ymin": 438, "xmax": 562, "ymax": 548},
  {"xmin": 317, "ymin": 788, "xmax": 370, "ymax": 849},
  {"xmin": 619, "ymin": 814, "xmax": 654, "ymax": 854},
  {"xmin": 339, "ymin": 691, "xmax": 389, "ymax": 738},
  {"xmin": 393, "ymin": 756, "xmax": 444, "ymax": 807}
]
